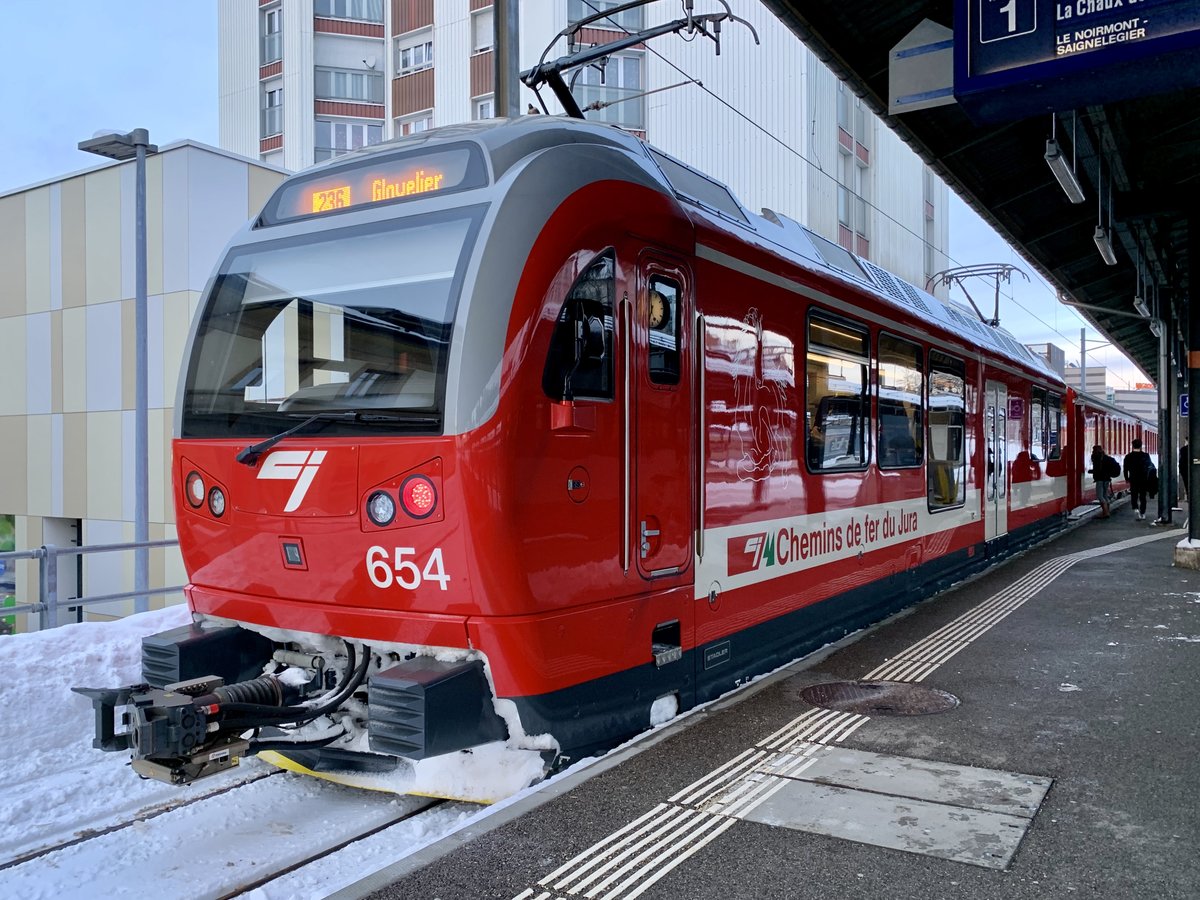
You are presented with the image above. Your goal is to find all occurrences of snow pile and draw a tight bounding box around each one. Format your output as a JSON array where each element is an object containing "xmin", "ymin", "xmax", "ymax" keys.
[{"xmin": 0, "ymin": 605, "xmax": 192, "ymax": 858}]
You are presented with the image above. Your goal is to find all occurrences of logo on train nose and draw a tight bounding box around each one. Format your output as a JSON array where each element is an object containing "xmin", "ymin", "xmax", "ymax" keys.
[
  {"xmin": 258, "ymin": 450, "xmax": 327, "ymax": 512},
  {"xmin": 727, "ymin": 532, "xmax": 769, "ymax": 576}
]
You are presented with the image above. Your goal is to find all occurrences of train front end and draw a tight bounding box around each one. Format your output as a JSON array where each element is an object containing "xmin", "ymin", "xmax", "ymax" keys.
[{"xmin": 75, "ymin": 122, "xmax": 600, "ymax": 800}]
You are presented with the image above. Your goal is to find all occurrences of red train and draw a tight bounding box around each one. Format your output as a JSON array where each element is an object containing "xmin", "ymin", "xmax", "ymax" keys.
[{"xmin": 78, "ymin": 117, "xmax": 1156, "ymax": 799}]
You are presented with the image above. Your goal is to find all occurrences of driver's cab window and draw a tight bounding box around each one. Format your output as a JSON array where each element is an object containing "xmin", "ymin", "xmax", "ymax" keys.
[
  {"xmin": 542, "ymin": 251, "xmax": 615, "ymax": 401},
  {"xmin": 647, "ymin": 276, "xmax": 681, "ymax": 385}
]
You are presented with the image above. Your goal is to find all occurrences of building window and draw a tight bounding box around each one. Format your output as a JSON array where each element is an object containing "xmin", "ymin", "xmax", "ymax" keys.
[
  {"xmin": 397, "ymin": 32, "xmax": 433, "ymax": 75},
  {"xmin": 315, "ymin": 67, "xmax": 384, "ymax": 104},
  {"xmin": 472, "ymin": 8, "xmax": 494, "ymax": 53},
  {"xmin": 473, "ymin": 96, "xmax": 494, "ymax": 121},
  {"xmin": 314, "ymin": 0, "xmax": 384, "ymax": 22},
  {"xmin": 261, "ymin": 7, "xmax": 282, "ymax": 64},
  {"xmin": 567, "ymin": 0, "xmax": 643, "ymax": 30},
  {"xmin": 923, "ymin": 167, "xmax": 937, "ymax": 283},
  {"xmin": 396, "ymin": 114, "xmax": 432, "ymax": 137},
  {"xmin": 836, "ymin": 109, "xmax": 869, "ymax": 257},
  {"xmin": 261, "ymin": 86, "xmax": 283, "ymax": 138},
  {"xmin": 573, "ymin": 52, "xmax": 644, "ymax": 129},
  {"xmin": 314, "ymin": 119, "xmax": 382, "ymax": 161}
]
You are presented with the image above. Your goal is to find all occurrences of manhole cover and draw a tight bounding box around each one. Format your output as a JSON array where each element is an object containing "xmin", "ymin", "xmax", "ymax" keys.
[{"xmin": 799, "ymin": 680, "xmax": 959, "ymax": 716}]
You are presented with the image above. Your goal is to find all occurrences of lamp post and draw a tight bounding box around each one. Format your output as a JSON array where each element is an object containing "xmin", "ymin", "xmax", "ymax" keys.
[{"xmin": 78, "ymin": 129, "xmax": 158, "ymax": 613}]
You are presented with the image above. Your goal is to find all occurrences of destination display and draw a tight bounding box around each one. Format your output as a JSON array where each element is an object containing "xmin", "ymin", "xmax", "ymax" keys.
[
  {"xmin": 264, "ymin": 144, "xmax": 487, "ymax": 223},
  {"xmin": 954, "ymin": 0, "xmax": 1200, "ymax": 121}
]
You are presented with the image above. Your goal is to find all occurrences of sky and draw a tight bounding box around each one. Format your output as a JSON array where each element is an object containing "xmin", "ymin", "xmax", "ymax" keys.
[
  {"xmin": 1, "ymin": 1, "xmax": 219, "ymax": 194},
  {"xmin": 1, "ymin": 0, "xmax": 1144, "ymax": 389}
]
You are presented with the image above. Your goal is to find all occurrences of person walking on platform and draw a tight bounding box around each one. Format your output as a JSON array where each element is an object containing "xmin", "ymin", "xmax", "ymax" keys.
[
  {"xmin": 1091, "ymin": 444, "xmax": 1113, "ymax": 518},
  {"xmin": 1180, "ymin": 440, "xmax": 1189, "ymax": 503},
  {"xmin": 1124, "ymin": 439, "xmax": 1153, "ymax": 521}
]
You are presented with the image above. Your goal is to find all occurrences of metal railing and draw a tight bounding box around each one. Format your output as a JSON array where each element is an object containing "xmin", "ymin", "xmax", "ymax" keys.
[{"xmin": 0, "ymin": 540, "xmax": 184, "ymax": 632}]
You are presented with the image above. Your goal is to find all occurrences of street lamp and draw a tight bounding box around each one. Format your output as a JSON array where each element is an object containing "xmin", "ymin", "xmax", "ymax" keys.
[{"xmin": 78, "ymin": 129, "xmax": 158, "ymax": 613}]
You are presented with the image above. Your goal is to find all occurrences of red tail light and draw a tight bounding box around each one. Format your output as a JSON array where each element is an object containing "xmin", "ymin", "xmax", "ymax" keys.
[{"xmin": 400, "ymin": 474, "xmax": 438, "ymax": 519}]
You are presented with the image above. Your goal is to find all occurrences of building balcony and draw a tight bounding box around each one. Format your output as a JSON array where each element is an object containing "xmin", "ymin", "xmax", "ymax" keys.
[
  {"xmin": 261, "ymin": 106, "xmax": 283, "ymax": 138},
  {"xmin": 315, "ymin": 67, "xmax": 385, "ymax": 104},
  {"xmin": 261, "ymin": 31, "xmax": 282, "ymax": 64},
  {"xmin": 314, "ymin": 0, "xmax": 384, "ymax": 23}
]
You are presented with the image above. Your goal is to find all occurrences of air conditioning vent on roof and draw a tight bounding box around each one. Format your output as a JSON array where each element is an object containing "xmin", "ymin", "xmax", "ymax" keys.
[{"xmin": 860, "ymin": 260, "xmax": 931, "ymax": 314}]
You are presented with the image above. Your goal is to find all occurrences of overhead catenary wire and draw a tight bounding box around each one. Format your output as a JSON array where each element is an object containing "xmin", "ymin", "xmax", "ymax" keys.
[{"xmin": 574, "ymin": 0, "xmax": 1099, "ymax": 350}]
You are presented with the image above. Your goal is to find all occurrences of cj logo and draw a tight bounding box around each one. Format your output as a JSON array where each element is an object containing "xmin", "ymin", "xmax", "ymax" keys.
[
  {"xmin": 258, "ymin": 450, "xmax": 327, "ymax": 512},
  {"xmin": 727, "ymin": 532, "xmax": 769, "ymax": 577}
]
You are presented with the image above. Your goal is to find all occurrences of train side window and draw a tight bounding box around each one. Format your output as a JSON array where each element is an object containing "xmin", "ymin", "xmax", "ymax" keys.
[
  {"xmin": 1047, "ymin": 393, "xmax": 1062, "ymax": 460},
  {"xmin": 806, "ymin": 313, "xmax": 869, "ymax": 471},
  {"xmin": 877, "ymin": 334, "xmax": 923, "ymax": 468},
  {"xmin": 927, "ymin": 351, "xmax": 965, "ymax": 510},
  {"xmin": 1031, "ymin": 388, "xmax": 1045, "ymax": 461},
  {"xmin": 542, "ymin": 251, "xmax": 616, "ymax": 401},
  {"xmin": 647, "ymin": 276, "xmax": 681, "ymax": 385}
]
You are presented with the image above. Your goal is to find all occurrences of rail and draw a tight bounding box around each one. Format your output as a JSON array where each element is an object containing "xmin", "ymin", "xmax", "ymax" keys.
[{"xmin": 0, "ymin": 540, "xmax": 183, "ymax": 631}]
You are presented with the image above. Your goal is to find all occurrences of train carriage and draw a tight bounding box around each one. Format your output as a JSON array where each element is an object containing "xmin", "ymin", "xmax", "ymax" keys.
[{"xmin": 78, "ymin": 116, "xmax": 1156, "ymax": 800}]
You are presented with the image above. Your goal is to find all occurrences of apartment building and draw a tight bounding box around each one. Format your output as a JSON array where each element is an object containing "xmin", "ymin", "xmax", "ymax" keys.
[{"xmin": 218, "ymin": 0, "xmax": 950, "ymax": 291}]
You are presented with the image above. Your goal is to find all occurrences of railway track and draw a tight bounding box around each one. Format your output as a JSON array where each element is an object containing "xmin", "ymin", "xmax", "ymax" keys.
[
  {"xmin": 0, "ymin": 769, "xmax": 283, "ymax": 873},
  {"xmin": 2, "ymin": 763, "xmax": 469, "ymax": 899}
]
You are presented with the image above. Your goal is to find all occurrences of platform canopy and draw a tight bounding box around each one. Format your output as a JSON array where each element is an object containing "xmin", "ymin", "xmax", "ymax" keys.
[{"xmin": 761, "ymin": 0, "xmax": 1200, "ymax": 387}]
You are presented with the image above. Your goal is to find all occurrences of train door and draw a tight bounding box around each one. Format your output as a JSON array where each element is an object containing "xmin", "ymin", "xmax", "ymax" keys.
[
  {"xmin": 984, "ymin": 380, "xmax": 1009, "ymax": 540},
  {"xmin": 633, "ymin": 255, "xmax": 693, "ymax": 579}
]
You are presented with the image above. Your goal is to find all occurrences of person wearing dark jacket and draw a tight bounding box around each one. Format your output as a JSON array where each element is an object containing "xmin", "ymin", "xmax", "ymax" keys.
[
  {"xmin": 1091, "ymin": 444, "xmax": 1112, "ymax": 518},
  {"xmin": 1124, "ymin": 439, "xmax": 1153, "ymax": 521}
]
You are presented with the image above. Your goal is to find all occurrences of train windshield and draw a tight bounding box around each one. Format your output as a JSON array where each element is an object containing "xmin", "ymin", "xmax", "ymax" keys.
[{"xmin": 181, "ymin": 209, "xmax": 483, "ymax": 437}]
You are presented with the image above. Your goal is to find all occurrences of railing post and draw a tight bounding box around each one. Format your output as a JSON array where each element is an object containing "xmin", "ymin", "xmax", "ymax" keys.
[{"xmin": 39, "ymin": 544, "xmax": 59, "ymax": 630}]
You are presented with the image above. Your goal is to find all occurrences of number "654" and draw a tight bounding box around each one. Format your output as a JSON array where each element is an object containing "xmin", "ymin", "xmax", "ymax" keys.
[{"xmin": 365, "ymin": 546, "xmax": 450, "ymax": 591}]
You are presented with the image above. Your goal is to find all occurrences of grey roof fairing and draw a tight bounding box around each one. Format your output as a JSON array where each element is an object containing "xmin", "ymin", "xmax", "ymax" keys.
[
  {"xmin": 176, "ymin": 116, "xmax": 1064, "ymax": 440},
  {"xmin": 445, "ymin": 135, "xmax": 680, "ymax": 433}
]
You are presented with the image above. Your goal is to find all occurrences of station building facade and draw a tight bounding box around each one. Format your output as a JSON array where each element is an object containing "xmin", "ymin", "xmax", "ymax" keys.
[
  {"xmin": 218, "ymin": 0, "xmax": 951, "ymax": 292},
  {"xmin": 0, "ymin": 143, "xmax": 286, "ymax": 626}
]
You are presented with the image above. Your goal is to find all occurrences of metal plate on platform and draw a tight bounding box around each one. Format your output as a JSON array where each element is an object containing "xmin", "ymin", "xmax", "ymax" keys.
[
  {"xmin": 800, "ymin": 680, "xmax": 960, "ymax": 716},
  {"xmin": 742, "ymin": 746, "xmax": 1051, "ymax": 869}
]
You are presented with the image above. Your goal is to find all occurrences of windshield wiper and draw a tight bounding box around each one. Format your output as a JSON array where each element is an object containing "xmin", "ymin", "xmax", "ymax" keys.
[
  {"xmin": 235, "ymin": 411, "xmax": 441, "ymax": 466},
  {"xmin": 235, "ymin": 412, "xmax": 356, "ymax": 466}
]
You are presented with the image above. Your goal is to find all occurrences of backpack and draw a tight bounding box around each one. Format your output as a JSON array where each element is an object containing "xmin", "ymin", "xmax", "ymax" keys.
[
  {"xmin": 1104, "ymin": 455, "xmax": 1121, "ymax": 479},
  {"xmin": 1147, "ymin": 460, "xmax": 1159, "ymax": 497}
]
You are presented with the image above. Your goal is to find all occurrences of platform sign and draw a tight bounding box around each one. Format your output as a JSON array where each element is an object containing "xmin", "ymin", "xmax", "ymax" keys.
[
  {"xmin": 1182, "ymin": 393, "xmax": 1190, "ymax": 417},
  {"xmin": 954, "ymin": 0, "xmax": 1200, "ymax": 122}
]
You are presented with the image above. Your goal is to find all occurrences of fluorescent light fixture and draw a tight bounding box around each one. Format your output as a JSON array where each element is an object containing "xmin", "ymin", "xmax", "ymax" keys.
[
  {"xmin": 1133, "ymin": 297, "xmax": 1151, "ymax": 318},
  {"xmin": 1045, "ymin": 139, "xmax": 1086, "ymax": 203},
  {"xmin": 1149, "ymin": 319, "xmax": 1162, "ymax": 338},
  {"xmin": 1093, "ymin": 225, "xmax": 1118, "ymax": 265}
]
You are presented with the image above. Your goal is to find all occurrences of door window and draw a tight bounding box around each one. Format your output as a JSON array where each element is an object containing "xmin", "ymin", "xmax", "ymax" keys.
[
  {"xmin": 647, "ymin": 276, "xmax": 681, "ymax": 385},
  {"xmin": 928, "ymin": 351, "xmax": 965, "ymax": 509}
]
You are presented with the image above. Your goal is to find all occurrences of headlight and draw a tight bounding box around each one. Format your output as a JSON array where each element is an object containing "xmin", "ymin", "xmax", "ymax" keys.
[
  {"xmin": 367, "ymin": 490, "xmax": 396, "ymax": 526},
  {"xmin": 208, "ymin": 487, "xmax": 226, "ymax": 518}
]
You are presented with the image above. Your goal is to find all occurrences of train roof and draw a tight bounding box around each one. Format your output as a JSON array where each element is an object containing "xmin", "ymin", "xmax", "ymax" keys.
[{"xmin": 283, "ymin": 116, "xmax": 1062, "ymax": 385}]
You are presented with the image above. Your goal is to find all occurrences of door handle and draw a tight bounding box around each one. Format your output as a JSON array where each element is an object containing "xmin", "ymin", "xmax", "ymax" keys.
[{"xmin": 640, "ymin": 520, "xmax": 660, "ymax": 559}]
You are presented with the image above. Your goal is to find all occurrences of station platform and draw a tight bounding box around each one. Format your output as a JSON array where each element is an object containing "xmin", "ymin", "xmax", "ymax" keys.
[{"xmin": 338, "ymin": 502, "xmax": 1199, "ymax": 900}]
